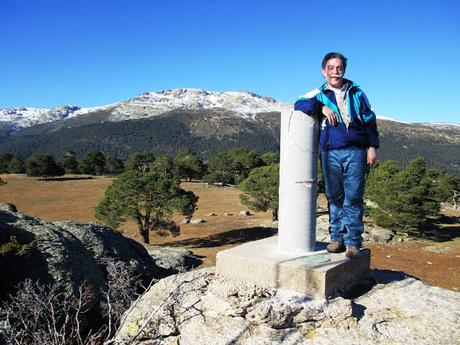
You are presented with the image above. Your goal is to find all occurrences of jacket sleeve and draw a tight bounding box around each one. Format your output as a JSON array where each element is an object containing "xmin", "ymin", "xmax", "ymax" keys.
[
  {"xmin": 294, "ymin": 89, "xmax": 322, "ymax": 116},
  {"xmin": 358, "ymin": 91, "xmax": 379, "ymax": 148}
]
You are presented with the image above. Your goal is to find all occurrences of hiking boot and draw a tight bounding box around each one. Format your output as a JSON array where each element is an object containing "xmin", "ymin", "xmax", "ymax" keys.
[
  {"xmin": 326, "ymin": 241, "xmax": 345, "ymax": 253},
  {"xmin": 345, "ymin": 246, "xmax": 360, "ymax": 259}
]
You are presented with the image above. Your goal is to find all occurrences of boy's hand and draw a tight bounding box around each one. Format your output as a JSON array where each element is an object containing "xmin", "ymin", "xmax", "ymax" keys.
[
  {"xmin": 322, "ymin": 105, "xmax": 338, "ymax": 126},
  {"xmin": 367, "ymin": 147, "xmax": 377, "ymax": 166}
]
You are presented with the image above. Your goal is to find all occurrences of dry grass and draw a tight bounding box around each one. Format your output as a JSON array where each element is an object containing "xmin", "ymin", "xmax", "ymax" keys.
[
  {"xmin": 0, "ymin": 174, "xmax": 275, "ymax": 267},
  {"xmin": 0, "ymin": 174, "xmax": 112, "ymax": 222}
]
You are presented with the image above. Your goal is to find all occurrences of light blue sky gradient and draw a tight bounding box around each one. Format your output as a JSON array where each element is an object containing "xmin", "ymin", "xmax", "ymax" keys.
[{"xmin": 1, "ymin": 0, "xmax": 459, "ymax": 123}]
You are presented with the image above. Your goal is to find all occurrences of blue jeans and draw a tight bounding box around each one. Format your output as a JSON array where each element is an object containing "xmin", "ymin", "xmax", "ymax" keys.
[{"xmin": 321, "ymin": 148, "xmax": 366, "ymax": 247}]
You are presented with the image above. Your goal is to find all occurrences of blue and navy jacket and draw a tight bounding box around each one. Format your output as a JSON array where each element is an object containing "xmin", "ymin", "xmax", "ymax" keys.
[{"xmin": 294, "ymin": 79, "xmax": 379, "ymax": 152}]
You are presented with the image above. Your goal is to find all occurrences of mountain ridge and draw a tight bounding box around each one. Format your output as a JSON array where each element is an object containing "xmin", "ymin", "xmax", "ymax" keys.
[
  {"xmin": 0, "ymin": 88, "xmax": 291, "ymax": 129},
  {"xmin": 1, "ymin": 89, "xmax": 459, "ymax": 175},
  {"xmin": 2, "ymin": 88, "xmax": 459, "ymax": 129}
]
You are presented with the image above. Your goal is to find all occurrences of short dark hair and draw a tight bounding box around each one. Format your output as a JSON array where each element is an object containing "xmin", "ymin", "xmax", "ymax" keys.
[{"xmin": 322, "ymin": 52, "xmax": 347, "ymax": 70}]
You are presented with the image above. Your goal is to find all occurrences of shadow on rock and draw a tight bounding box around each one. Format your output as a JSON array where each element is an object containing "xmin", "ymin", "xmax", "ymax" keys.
[
  {"xmin": 0, "ymin": 211, "xmax": 105, "ymax": 303},
  {"xmin": 340, "ymin": 268, "xmax": 414, "ymax": 300},
  {"xmin": 0, "ymin": 221, "xmax": 52, "ymax": 300}
]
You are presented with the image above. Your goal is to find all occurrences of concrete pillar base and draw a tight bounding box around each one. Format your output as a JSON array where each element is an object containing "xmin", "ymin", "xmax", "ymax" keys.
[{"xmin": 216, "ymin": 236, "xmax": 370, "ymax": 299}]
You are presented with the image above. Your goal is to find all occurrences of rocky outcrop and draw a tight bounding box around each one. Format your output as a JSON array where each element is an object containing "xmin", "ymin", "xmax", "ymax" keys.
[
  {"xmin": 0, "ymin": 204, "xmax": 206, "ymax": 343},
  {"xmin": 0, "ymin": 203, "xmax": 17, "ymax": 212},
  {"xmin": 114, "ymin": 268, "xmax": 460, "ymax": 345},
  {"xmin": 144, "ymin": 246, "xmax": 203, "ymax": 272},
  {"xmin": 316, "ymin": 215, "xmax": 394, "ymax": 243},
  {"xmin": 0, "ymin": 206, "xmax": 171, "ymax": 301},
  {"xmin": 362, "ymin": 224, "xmax": 394, "ymax": 243},
  {"xmin": 56, "ymin": 220, "xmax": 167, "ymax": 287},
  {"xmin": 0, "ymin": 210, "xmax": 105, "ymax": 300}
]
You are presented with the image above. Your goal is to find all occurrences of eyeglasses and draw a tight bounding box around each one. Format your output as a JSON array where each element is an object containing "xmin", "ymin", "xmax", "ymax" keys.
[{"xmin": 326, "ymin": 65, "xmax": 344, "ymax": 72}]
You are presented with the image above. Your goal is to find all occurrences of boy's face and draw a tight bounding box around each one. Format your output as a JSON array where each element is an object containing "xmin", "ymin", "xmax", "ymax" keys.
[{"xmin": 322, "ymin": 57, "xmax": 345, "ymax": 88}]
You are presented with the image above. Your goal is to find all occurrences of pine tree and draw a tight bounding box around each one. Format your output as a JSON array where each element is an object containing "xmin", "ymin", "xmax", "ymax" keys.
[
  {"xmin": 8, "ymin": 156, "xmax": 25, "ymax": 174},
  {"xmin": 105, "ymin": 156, "xmax": 125, "ymax": 176},
  {"xmin": 79, "ymin": 151, "xmax": 106, "ymax": 175},
  {"xmin": 261, "ymin": 151, "xmax": 279, "ymax": 166},
  {"xmin": 227, "ymin": 147, "xmax": 263, "ymax": 183},
  {"xmin": 203, "ymin": 152, "xmax": 235, "ymax": 185},
  {"xmin": 0, "ymin": 153, "xmax": 13, "ymax": 173},
  {"xmin": 57, "ymin": 151, "xmax": 79, "ymax": 174},
  {"xmin": 204, "ymin": 148, "xmax": 264, "ymax": 185},
  {"xmin": 365, "ymin": 157, "xmax": 440, "ymax": 234},
  {"xmin": 125, "ymin": 152, "xmax": 155, "ymax": 173},
  {"xmin": 25, "ymin": 155, "xmax": 65, "ymax": 179},
  {"xmin": 238, "ymin": 163, "xmax": 279, "ymax": 221},
  {"xmin": 95, "ymin": 169, "xmax": 198, "ymax": 244},
  {"xmin": 174, "ymin": 149, "xmax": 206, "ymax": 181},
  {"xmin": 152, "ymin": 155, "xmax": 174, "ymax": 174}
]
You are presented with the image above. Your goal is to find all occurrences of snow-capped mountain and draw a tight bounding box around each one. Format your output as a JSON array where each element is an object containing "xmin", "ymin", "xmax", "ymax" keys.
[
  {"xmin": 376, "ymin": 115, "xmax": 460, "ymax": 129},
  {"xmin": 421, "ymin": 122, "xmax": 460, "ymax": 130},
  {"xmin": 0, "ymin": 107, "xmax": 50, "ymax": 129},
  {"xmin": 0, "ymin": 88, "xmax": 292, "ymax": 130},
  {"xmin": 376, "ymin": 115, "xmax": 410, "ymax": 124},
  {"xmin": 112, "ymin": 88, "xmax": 291, "ymax": 121},
  {"xmin": 3, "ymin": 88, "xmax": 458, "ymax": 131},
  {"xmin": 0, "ymin": 88, "xmax": 459, "ymax": 175},
  {"xmin": 0, "ymin": 105, "xmax": 110, "ymax": 129}
]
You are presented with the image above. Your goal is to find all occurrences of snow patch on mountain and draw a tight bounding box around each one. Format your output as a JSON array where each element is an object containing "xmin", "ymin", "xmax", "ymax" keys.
[
  {"xmin": 0, "ymin": 107, "xmax": 50, "ymax": 129},
  {"xmin": 421, "ymin": 122, "xmax": 460, "ymax": 130},
  {"xmin": 2, "ymin": 88, "xmax": 457, "ymax": 130},
  {"xmin": 0, "ymin": 89, "xmax": 292, "ymax": 129},
  {"xmin": 376, "ymin": 115, "xmax": 409, "ymax": 124},
  {"xmin": 111, "ymin": 88, "xmax": 291, "ymax": 121},
  {"xmin": 0, "ymin": 105, "xmax": 110, "ymax": 129},
  {"xmin": 376, "ymin": 115, "xmax": 460, "ymax": 129}
]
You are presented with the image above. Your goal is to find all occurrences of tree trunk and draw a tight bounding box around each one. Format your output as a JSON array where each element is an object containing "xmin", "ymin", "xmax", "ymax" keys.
[
  {"xmin": 136, "ymin": 213, "xmax": 150, "ymax": 244},
  {"xmin": 272, "ymin": 208, "xmax": 278, "ymax": 221},
  {"xmin": 140, "ymin": 226, "xmax": 149, "ymax": 244}
]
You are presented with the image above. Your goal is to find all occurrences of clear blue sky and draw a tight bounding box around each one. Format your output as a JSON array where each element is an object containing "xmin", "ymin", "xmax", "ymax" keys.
[{"xmin": 1, "ymin": 0, "xmax": 459, "ymax": 123}]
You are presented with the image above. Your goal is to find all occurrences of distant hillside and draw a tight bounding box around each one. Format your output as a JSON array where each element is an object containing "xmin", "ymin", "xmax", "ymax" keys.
[
  {"xmin": 377, "ymin": 120, "xmax": 460, "ymax": 174},
  {"xmin": 0, "ymin": 109, "xmax": 458, "ymax": 175},
  {"xmin": 0, "ymin": 88, "xmax": 458, "ymax": 175},
  {"xmin": 0, "ymin": 109, "xmax": 279, "ymax": 160}
]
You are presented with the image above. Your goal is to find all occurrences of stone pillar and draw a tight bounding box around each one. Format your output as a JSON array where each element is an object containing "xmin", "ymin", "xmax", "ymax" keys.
[
  {"xmin": 278, "ymin": 110, "xmax": 319, "ymax": 254},
  {"xmin": 216, "ymin": 109, "xmax": 371, "ymax": 298}
]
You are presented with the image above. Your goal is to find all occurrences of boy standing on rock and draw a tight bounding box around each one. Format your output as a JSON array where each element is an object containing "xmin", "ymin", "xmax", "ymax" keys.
[{"xmin": 294, "ymin": 52, "xmax": 379, "ymax": 258}]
